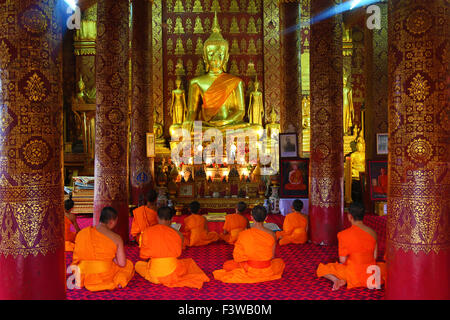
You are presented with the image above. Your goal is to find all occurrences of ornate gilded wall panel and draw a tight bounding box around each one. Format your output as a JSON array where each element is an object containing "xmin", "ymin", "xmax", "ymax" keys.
[
  {"xmin": 281, "ymin": 2, "xmax": 302, "ymax": 137},
  {"xmin": 263, "ymin": 0, "xmax": 283, "ymax": 124},
  {"xmin": 94, "ymin": 0, "xmax": 130, "ymax": 240},
  {"xmin": 387, "ymin": 0, "xmax": 450, "ymax": 255},
  {"xmin": 365, "ymin": 2, "xmax": 388, "ymax": 159},
  {"xmin": 152, "ymin": 0, "xmax": 164, "ymax": 131},
  {"xmin": 0, "ymin": 0, "xmax": 64, "ymax": 258}
]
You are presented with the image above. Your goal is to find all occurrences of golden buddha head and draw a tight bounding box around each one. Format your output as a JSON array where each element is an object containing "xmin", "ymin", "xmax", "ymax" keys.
[
  {"xmin": 203, "ymin": 12, "xmax": 229, "ymax": 73},
  {"xmin": 175, "ymin": 78, "xmax": 182, "ymax": 88}
]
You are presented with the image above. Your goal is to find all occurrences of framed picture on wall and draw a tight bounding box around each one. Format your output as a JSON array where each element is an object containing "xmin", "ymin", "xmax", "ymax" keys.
[
  {"xmin": 368, "ymin": 160, "xmax": 388, "ymax": 201},
  {"xmin": 279, "ymin": 133, "xmax": 298, "ymax": 158},
  {"xmin": 377, "ymin": 133, "xmax": 388, "ymax": 155},
  {"xmin": 279, "ymin": 158, "xmax": 309, "ymax": 198}
]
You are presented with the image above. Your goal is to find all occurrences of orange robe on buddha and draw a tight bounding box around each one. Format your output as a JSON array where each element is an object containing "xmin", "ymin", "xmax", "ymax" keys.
[
  {"xmin": 183, "ymin": 214, "xmax": 219, "ymax": 246},
  {"xmin": 65, "ymin": 216, "xmax": 76, "ymax": 252},
  {"xmin": 201, "ymin": 73, "xmax": 242, "ymax": 121},
  {"xmin": 130, "ymin": 205, "xmax": 158, "ymax": 246},
  {"xmin": 213, "ymin": 228, "xmax": 285, "ymax": 283},
  {"xmin": 276, "ymin": 212, "xmax": 308, "ymax": 245},
  {"xmin": 71, "ymin": 227, "xmax": 134, "ymax": 292},
  {"xmin": 316, "ymin": 225, "xmax": 386, "ymax": 289},
  {"xmin": 219, "ymin": 213, "xmax": 249, "ymax": 244},
  {"xmin": 135, "ymin": 224, "xmax": 210, "ymax": 289}
]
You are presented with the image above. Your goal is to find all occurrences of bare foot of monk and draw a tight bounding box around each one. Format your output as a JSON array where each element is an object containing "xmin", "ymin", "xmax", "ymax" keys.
[{"xmin": 332, "ymin": 279, "xmax": 346, "ymax": 291}]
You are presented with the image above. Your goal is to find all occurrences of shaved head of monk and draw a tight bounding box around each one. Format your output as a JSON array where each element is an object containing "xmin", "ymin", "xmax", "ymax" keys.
[
  {"xmin": 189, "ymin": 201, "xmax": 201, "ymax": 214},
  {"xmin": 157, "ymin": 206, "xmax": 174, "ymax": 222},
  {"xmin": 236, "ymin": 201, "xmax": 247, "ymax": 214},
  {"xmin": 292, "ymin": 199, "xmax": 304, "ymax": 213},
  {"xmin": 252, "ymin": 205, "xmax": 267, "ymax": 222},
  {"xmin": 348, "ymin": 202, "xmax": 365, "ymax": 222},
  {"xmin": 99, "ymin": 207, "xmax": 118, "ymax": 228},
  {"xmin": 146, "ymin": 190, "xmax": 158, "ymax": 204}
]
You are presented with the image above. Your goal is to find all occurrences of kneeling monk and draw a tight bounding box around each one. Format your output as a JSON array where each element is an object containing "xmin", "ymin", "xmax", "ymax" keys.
[
  {"xmin": 130, "ymin": 190, "xmax": 158, "ymax": 246},
  {"xmin": 276, "ymin": 199, "xmax": 308, "ymax": 245},
  {"xmin": 64, "ymin": 194, "xmax": 80, "ymax": 252},
  {"xmin": 220, "ymin": 201, "xmax": 250, "ymax": 244},
  {"xmin": 183, "ymin": 201, "xmax": 219, "ymax": 246},
  {"xmin": 71, "ymin": 207, "xmax": 135, "ymax": 292},
  {"xmin": 135, "ymin": 206, "xmax": 210, "ymax": 289},
  {"xmin": 316, "ymin": 202, "xmax": 386, "ymax": 290},
  {"xmin": 213, "ymin": 205, "xmax": 285, "ymax": 283}
]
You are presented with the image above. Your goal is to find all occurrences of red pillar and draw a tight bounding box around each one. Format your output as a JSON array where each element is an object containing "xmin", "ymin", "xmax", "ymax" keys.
[
  {"xmin": 386, "ymin": 0, "xmax": 450, "ymax": 299},
  {"xmin": 309, "ymin": 0, "xmax": 344, "ymax": 245},
  {"xmin": 0, "ymin": 0, "xmax": 65, "ymax": 299},
  {"xmin": 130, "ymin": 0, "xmax": 152, "ymax": 205},
  {"xmin": 93, "ymin": 0, "xmax": 130, "ymax": 241}
]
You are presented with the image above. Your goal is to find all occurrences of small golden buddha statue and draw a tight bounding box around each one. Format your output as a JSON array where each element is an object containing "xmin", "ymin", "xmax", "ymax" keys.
[
  {"xmin": 247, "ymin": 77, "xmax": 264, "ymax": 125},
  {"xmin": 266, "ymin": 108, "xmax": 280, "ymax": 140},
  {"xmin": 169, "ymin": 78, "xmax": 187, "ymax": 125},
  {"xmin": 302, "ymin": 95, "xmax": 310, "ymax": 153},
  {"xmin": 343, "ymin": 75, "xmax": 355, "ymax": 136},
  {"xmin": 351, "ymin": 137, "xmax": 366, "ymax": 179},
  {"xmin": 76, "ymin": 76, "xmax": 86, "ymax": 103},
  {"xmin": 171, "ymin": 12, "xmax": 262, "ymax": 138}
]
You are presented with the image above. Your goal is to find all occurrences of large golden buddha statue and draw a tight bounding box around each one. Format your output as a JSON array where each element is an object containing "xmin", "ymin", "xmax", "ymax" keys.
[{"xmin": 170, "ymin": 12, "xmax": 262, "ymax": 137}]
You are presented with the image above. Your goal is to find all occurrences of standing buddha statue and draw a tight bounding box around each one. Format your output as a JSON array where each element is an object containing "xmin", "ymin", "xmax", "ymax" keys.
[
  {"xmin": 343, "ymin": 75, "xmax": 355, "ymax": 135},
  {"xmin": 169, "ymin": 78, "xmax": 187, "ymax": 125},
  {"xmin": 247, "ymin": 76, "xmax": 264, "ymax": 125}
]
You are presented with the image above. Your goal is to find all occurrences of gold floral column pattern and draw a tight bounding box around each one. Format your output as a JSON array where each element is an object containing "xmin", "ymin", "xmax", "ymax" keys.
[
  {"xmin": 0, "ymin": 0, "xmax": 65, "ymax": 299},
  {"xmin": 309, "ymin": 0, "xmax": 344, "ymax": 245},
  {"xmin": 94, "ymin": 0, "xmax": 130, "ymax": 241},
  {"xmin": 281, "ymin": 1, "xmax": 302, "ymax": 137},
  {"xmin": 152, "ymin": 0, "xmax": 164, "ymax": 131},
  {"xmin": 364, "ymin": 2, "xmax": 387, "ymax": 159},
  {"xmin": 263, "ymin": 0, "xmax": 284, "ymax": 124},
  {"xmin": 387, "ymin": 0, "xmax": 449, "ymax": 255},
  {"xmin": 386, "ymin": 0, "xmax": 449, "ymax": 300}
]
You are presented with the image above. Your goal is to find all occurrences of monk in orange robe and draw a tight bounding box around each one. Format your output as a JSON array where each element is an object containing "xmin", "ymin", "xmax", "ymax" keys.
[
  {"xmin": 130, "ymin": 190, "xmax": 158, "ymax": 246},
  {"xmin": 285, "ymin": 163, "xmax": 306, "ymax": 191},
  {"xmin": 276, "ymin": 199, "xmax": 308, "ymax": 245},
  {"xmin": 135, "ymin": 206, "xmax": 210, "ymax": 289},
  {"xmin": 213, "ymin": 205, "xmax": 285, "ymax": 283},
  {"xmin": 71, "ymin": 207, "xmax": 134, "ymax": 292},
  {"xmin": 64, "ymin": 195, "xmax": 80, "ymax": 252},
  {"xmin": 316, "ymin": 202, "xmax": 386, "ymax": 290},
  {"xmin": 183, "ymin": 201, "xmax": 219, "ymax": 246},
  {"xmin": 373, "ymin": 167, "xmax": 388, "ymax": 195},
  {"xmin": 220, "ymin": 201, "xmax": 250, "ymax": 244}
]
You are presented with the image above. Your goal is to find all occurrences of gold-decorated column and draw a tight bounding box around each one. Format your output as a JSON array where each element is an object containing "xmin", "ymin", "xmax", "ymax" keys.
[
  {"xmin": 130, "ymin": 0, "xmax": 153, "ymax": 205},
  {"xmin": 386, "ymin": 0, "xmax": 449, "ymax": 299},
  {"xmin": 0, "ymin": 0, "xmax": 65, "ymax": 299},
  {"xmin": 309, "ymin": 0, "xmax": 344, "ymax": 245},
  {"xmin": 94, "ymin": 0, "xmax": 130, "ymax": 241}
]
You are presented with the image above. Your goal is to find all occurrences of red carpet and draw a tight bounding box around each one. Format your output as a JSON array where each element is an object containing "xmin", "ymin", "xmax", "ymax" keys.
[{"xmin": 65, "ymin": 214, "xmax": 386, "ymax": 300}]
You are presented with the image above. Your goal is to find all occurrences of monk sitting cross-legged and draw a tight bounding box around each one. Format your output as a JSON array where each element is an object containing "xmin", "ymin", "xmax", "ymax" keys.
[
  {"xmin": 64, "ymin": 194, "xmax": 80, "ymax": 252},
  {"xmin": 71, "ymin": 207, "xmax": 135, "ymax": 292},
  {"xmin": 213, "ymin": 205, "xmax": 285, "ymax": 284},
  {"xmin": 130, "ymin": 190, "xmax": 158, "ymax": 246},
  {"xmin": 183, "ymin": 201, "xmax": 219, "ymax": 246},
  {"xmin": 135, "ymin": 206, "xmax": 210, "ymax": 289},
  {"xmin": 220, "ymin": 201, "xmax": 250, "ymax": 245},
  {"xmin": 316, "ymin": 202, "xmax": 386, "ymax": 290},
  {"xmin": 276, "ymin": 199, "xmax": 308, "ymax": 246}
]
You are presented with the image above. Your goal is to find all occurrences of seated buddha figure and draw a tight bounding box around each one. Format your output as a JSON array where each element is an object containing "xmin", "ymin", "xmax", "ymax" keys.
[
  {"xmin": 285, "ymin": 163, "xmax": 306, "ymax": 191},
  {"xmin": 170, "ymin": 13, "xmax": 263, "ymax": 138}
]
